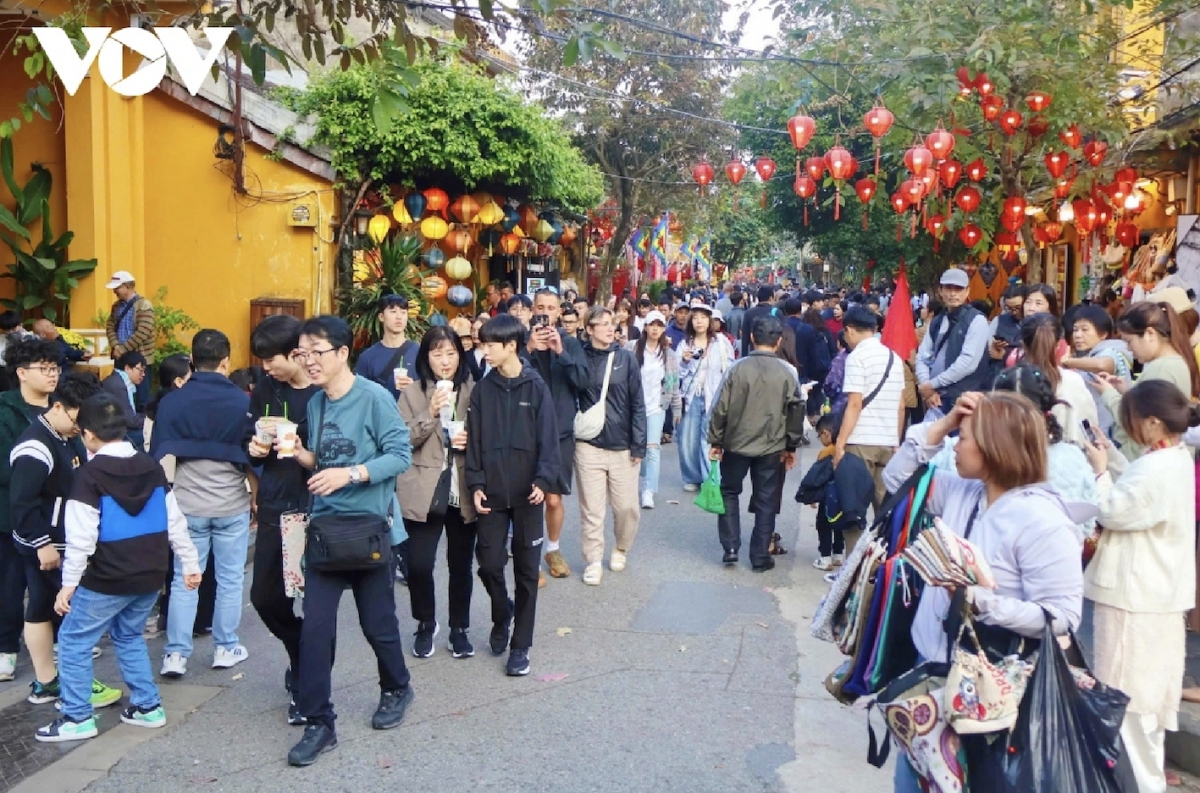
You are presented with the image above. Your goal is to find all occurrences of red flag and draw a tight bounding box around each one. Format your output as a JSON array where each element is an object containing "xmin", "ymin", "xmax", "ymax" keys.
[{"xmin": 881, "ymin": 260, "xmax": 919, "ymax": 362}]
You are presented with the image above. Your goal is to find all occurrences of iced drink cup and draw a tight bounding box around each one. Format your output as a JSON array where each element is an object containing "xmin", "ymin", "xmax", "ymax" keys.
[
  {"xmin": 448, "ymin": 420, "xmax": 466, "ymax": 450},
  {"xmin": 393, "ymin": 367, "xmax": 408, "ymax": 390},
  {"xmin": 276, "ymin": 420, "xmax": 299, "ymax": 458},
  {"xmin": 255, "ymin": 417, "xmax": 278, "ymax": 445}
]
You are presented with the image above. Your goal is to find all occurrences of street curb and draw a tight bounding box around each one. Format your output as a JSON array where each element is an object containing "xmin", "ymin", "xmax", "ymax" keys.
[{"xmin": 1169, "ymin": 702, "xmax": 1200, "ymax": 776}]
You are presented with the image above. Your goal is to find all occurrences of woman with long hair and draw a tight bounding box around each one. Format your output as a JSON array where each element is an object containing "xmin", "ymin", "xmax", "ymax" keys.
[
  {"xmin": 804, "ymin": 307, "xmax": 838, "ymax": 362},
  {"xmin": 614, "ymin": 298, "xmax": 641, "ymax": 345},
  {"xmin": 677, "ymin": 303, "xmax": 735, "ymax": 490},
  {"xmin": 884, "ymin": 391, "xmax": 1085, "ymax": 792},
  {"xmin": 396, "ymin": 327, "xmax": 478, "ymax": 658},
  {"xmin": 1019, "ymin": 313, "xmax": 1098, "ymax": 445},
  {"xmin": 627, "ymin": 311, "xmax": 681, "ymax": 509},
  {"xmin": 1022, "ymin": 283, "xmax": 1061, "ymax": 317},
  {"xmin": 1094, "ymin": 301, "xmax": 1200, "ymax": 459},
  {"xmin": 1083, "ymin": 380, "xmax": 1198, "ymax": 793}
]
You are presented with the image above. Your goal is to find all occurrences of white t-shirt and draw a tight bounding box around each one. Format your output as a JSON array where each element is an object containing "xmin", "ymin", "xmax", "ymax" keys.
[
  {"xmin": 639, "ymin": 348, "xmax": 665, "ymax": 417},
  {"xmin": 842, "ymin": 336, "xmax": 905, "ymax": 447}
]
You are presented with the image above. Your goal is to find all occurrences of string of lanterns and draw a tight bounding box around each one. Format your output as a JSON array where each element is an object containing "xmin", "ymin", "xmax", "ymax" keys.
[
  {"xmin": 690, "ymin": 66, "xmax": 1149, "ymax": 267},
  {"xmin": 363, "ymin": 187, "xmax": 581, "ymax": 306}
]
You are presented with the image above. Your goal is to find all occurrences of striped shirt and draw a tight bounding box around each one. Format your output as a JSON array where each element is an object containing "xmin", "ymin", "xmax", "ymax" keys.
[{"xmin": 842, "ymin": 336, "xmax": 904, "ymax": 447}]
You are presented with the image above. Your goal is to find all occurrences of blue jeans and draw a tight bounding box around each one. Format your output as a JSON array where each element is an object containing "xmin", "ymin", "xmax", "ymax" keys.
[
  {"xmin": 678, "ymin": 399, "xmax": 711, "ymax": 487},
  {"xmin": 59, "ymin": 586, "xmax": 160, "ymax": 721},
  {"xmin": 893, "ymin": 754, "xmax": 922, "ymax": 793},
  {"xmin": 165, "ymin": 512, "xmax": 251, "ymax": 657},
  {"xmin": 640, "ymin": 410, "xmax": 666, "ymax": 494}
]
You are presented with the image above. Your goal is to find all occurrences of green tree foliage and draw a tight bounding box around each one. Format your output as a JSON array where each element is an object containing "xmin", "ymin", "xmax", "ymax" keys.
[
  {"xmin": 282, "ymin": 57, "xmax": 603, "ymax": 211},
  {"xmin": 522, "ymin": 0, "xmax": 736, "ymax": 300}
]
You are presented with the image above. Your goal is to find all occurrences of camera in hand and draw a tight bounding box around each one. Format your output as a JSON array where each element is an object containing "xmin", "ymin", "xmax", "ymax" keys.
[{"xmin": 694, "ymin": 346, "xmax": 705, "ymax": 359}]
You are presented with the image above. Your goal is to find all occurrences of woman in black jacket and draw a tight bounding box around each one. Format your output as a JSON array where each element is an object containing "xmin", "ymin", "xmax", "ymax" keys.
[{"xmin": 575, "ymin": 307, "xmax": 647, "ymax": 586}]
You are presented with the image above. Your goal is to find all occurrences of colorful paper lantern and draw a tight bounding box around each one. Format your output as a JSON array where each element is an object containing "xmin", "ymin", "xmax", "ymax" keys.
[
  {"xmin": 725, "ymin": 160, "xmax": 747, "ymax": 185},
  {"xmin": 1115, "ymin": 222, "xmax": 1139, "ymax": 248},
  {"xmin": 420, "ymin": 215, "xmax": 449, "ymax": 240},
  {"xmin": 1054, "ymin": 176, "xmax": 1075, "ymax": 200},
  {"xmin": 423, "ymin": 247, "xmax": 446, "ymax": 269},
  {"xmin": 755, "ymin": 157, "xmax": 777, "ymax": 181},
  {"xmin": 855, "ymin": 178, "xmax": 877, "ymax": 229},
  {"xmin": 501, "ymin": 205, "xmax": 521, "ymax": 232},
  {"xmin": 517, "ymin": 204, "xmax": 539, "ymax": 236},
  {"xmin": 954, "ymin": 186, "xmax": 982, "ymax": 214},
  {"xmin": 392, "ymin": 203, "xmax": 413, "ymax": 225},
  {"xmin": 1073, "ymin": 200, "xmax": 1100, "ymax": 235},
  {"xmin": 1026, "ymin": 91, "xmax": 1053, "ymax": 113},
  {"xmin": 559, "ymin": 226, "xmax": 577, "ymax": 247},
  {"xmin": 939, "ymin": 160, "xmax": 963, "ymax": 190},
  {"xmin": 447, "ymin": 228, "xmax": 473, "ymax": 253},
  {"xmin": 367, "ymin": 214, "xmax": 391, "ymax": 244},
  {"xmin": 1045, "ymin": 151, "xmax": 1071, "ymax": 179},
  {"xmin": 959, "ymin": 223, "xmax": 983, "ymax": 248},
  {"xmin": 1060, "ymin": 125, "xmax": 1083, "ymax": 149},
  {"xmin": 890, "ymin": 192, "xmax": 910, "ymax": 214},
  {"xmin": 1027, "ymin": 117, "xmax": 1049, "ymax": 138},
  {"xmin": 450, "ymin": 195, "xmax": 481, "ymax": 225},
  {"xmin": 421, "ymin": 275, "xmax": 448, "ymax": 300},
  {"xmin": 863, "ymin": 103, "xmax": 894, "ymax": 174},
  {"xmin": 965, "ymin": 158, "xmax": 988, "ymax": 182},
  {"xmin": 925, "ymin": 126, "xmax": 956, "ymax": 161},
  {"xmin": 981, "ymin": 95, "xmax": 1005, "ymax": 122},
  {"xmin": 1115, "ymin": 166, "xmax": 1138, "ymax": 185},
  {"xmin": 531, "ymin": 219, "xmax": 555, "ymax": 243},
  {"xmin": 404, "ymin": 192, "xmax": 427, "ymax": 221},
  {"xmin": 904, "ymin": 145, "xmax": 934, "ymax": 176},
  {"xmin": 1084, "ymin": 140, "xmax": 1108, "ymax": 167},
  {"xmin": 975, "ymin": 73, "xmax": 994, "ymax": 96},
  {"xmin": 500, "ymin": 233, "xmax": 521, "ymax": 255},
  {"xmin": 787, "ymin": 115, "xmax": 817, "ymax": 150},
  {"xmin": 474, "ymin": 200, "xmax": 505, "ymax": 226},
  {"xmin": 998, "ymin": 109, "xmax": 1024, "ymax": 135},
  {"xmin": 793, "ymin": 175, "xmax": 816, "ymax": 198},
  {"xmin": 447, "ymin": 284, "xmax": 474, "ymax": 307},
  {"xmin": 444, "ymin": 255, "xmax": 473, "ymax": 280},
  {"xmin": 423, "ymin": 188, "xmax": 449, "ymax": 218},
  {"xmin": 693, "ymin": 161, "xmax": 716, "ymax": 195},
  {"xmin": 804, "ymin": 156, "xmax": 826, "ymax": 181}
]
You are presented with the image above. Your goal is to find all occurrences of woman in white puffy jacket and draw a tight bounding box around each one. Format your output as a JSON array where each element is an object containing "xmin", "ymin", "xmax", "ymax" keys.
[{"xmin": 1083, "ymin": 378, "xmax": 1198, "ymax": 793}]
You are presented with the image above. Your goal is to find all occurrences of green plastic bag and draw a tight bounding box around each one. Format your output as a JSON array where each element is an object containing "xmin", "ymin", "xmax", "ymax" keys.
[{"xmin": 693, "ymin": 461, "xmax": 725, "ymax": 515}]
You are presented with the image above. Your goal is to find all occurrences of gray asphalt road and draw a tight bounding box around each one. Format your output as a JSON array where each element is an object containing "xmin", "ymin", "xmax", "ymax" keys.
[{"xmin": 2, "ymin": 441, "xmax": 891, "ymax": 793}]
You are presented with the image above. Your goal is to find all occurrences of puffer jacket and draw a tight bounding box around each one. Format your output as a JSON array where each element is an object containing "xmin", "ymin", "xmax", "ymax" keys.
[
  {"xmin": 579, "ymin": 342, "xmax": 647, "ymax": 459},
  {"xmin": 396, "ymin": 378, "xmax": 476, "ymax": 523}
]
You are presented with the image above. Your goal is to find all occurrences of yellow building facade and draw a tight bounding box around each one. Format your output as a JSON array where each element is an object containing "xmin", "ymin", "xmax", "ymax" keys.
[{"xmin": 0, "ymin": 0, "xmax": 338, "ymax": 366}]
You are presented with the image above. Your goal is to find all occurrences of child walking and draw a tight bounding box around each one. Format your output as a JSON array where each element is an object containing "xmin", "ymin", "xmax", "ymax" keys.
[
  {"xmin": 796, "ymin": 414, "xmax": 873, "ymax": 570},
  {"xmin": 36, "ymin": 393, "xmax": 202, "ymax": 742},
  {"xmin": 465, "ymin": 315, "xmax": 561, "ymax": 677}
]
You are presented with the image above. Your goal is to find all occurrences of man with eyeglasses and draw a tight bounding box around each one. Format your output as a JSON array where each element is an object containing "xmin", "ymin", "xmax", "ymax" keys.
[
  {"xmin": 101, "ymin": 352, "xmax": 147, "ymax": 449},
  {"xmin": 0, "ymin": 337, "xmax": 63, "ymax": 682},
  {"xmin": 988, "ymin": 283, "xmax": 1027, "ymax": 369}
]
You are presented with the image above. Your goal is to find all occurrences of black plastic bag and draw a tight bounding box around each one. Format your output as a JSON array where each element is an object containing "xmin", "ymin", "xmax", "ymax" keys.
[{"xmin": 1003, "ymin": 611, "xmax": 1131, "ymax": 793}]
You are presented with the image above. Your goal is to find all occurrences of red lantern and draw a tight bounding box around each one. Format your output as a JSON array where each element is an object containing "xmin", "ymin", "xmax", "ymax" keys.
[
  {"xmin": 1111, "ymin": 181, "xmax": 1133, "ymax": 205},
  {"xmin": 981, "ymin": 95, "xmax": 1006, "ymax": 122},
  {"xmin": 1027, "ymin": 116, "xmax": 1049, "ymax": 138},
  {"xmin": 975, "ymin": 73, "xmax": 994, "ymax": 96},
  {"xmin": 920, "ymin": 169, "xmax": 938, "ymax": 197},
  {"xmin": 1043, "ymin": 222, "xmax": 1063, "ymax": 243},
  {"xmin": 890, "ymin": 193, "xmax": 909, "ymax": 213},
  {"xmin": 1073, "ymin": 200, "xmax": 1099, "ymax": 235},
  {"xmin": 925, "ymin": 125, "xmax": 956, "ymax": 161},
  {"xmin": 956, "ymin": 66, "xmax": 973, "ymax": 95},
  {"xmin": 863, "ymin": 103, "xmax": 895, "ymax": 174},
  {"xmin": 1115, "ymin": 166, "xmax": 1138, "ymax": 185},
  {"xmin": 725, "ymin": 161, "xmax": 746, "ymax": 185},
  {"xmin": 901, "ymin": 178, "xmax": 925, "ymax": 206},
  {"xmin": 1060, "ymin": 124, "xmax": 1083, "ymax": 149},
  {"xmin": 939, "ymin": 160, "xmax": 963, "ymax": 190},
  {"xmin": 693, "ymin": 161, "xmax": 715, "ymax": 195},
  {"xmin": 1026, "ymin": 91, "xmax": 1053, "ymax": 113},
  {"xmin": 787, "ymin": 115, "xmax": 816, "ymax": 151},
  {"xmin": 1097, "ymin": 201, "xmax": 1112, "ymax": 227},
  {"xmin": 955, "ymin": 186, "xmax": 982, "ymax": 214},
  {"xmin": 1084, "ymin": 140, "xmax": 1108, "ymax": 167},
  {"xmin": 804, "ymin": 156, "xmax": 825, "ymax": 181},
  {"xmin": 904, "ymin": 144, "xmax": 934, "ymax": 176},
  {"xmin": 755, "ymin": 157, "xmax": 777, "ymax": 181},
  {"xmin": 995, "ymin": 232, "xmax": 1021, "ymax": 260},
  {"xmin": 450, "ymin": 194, "xmax": 481, "ymax": 225},
  {"xmin": 965, "ymin": 158, "xmax": 988, "ymax": 182},
  {"xmin": 925, "ymin": 213, "xmax": 946, "ymax": 250},
  {"xmin": 1054, "ymin": 176, "xmax": 1075, "ymax": 200},
  {"xmin": 793, "ymin": 175, "xmax": 817, "ymax": 198},
  {"xmin": 825, "ymin": 146, "xmax": 856, "ymax": 180},
  {"xmin": 424, "ymin": 187, "xmax": 450, "ymax": 218},
  {"xmin": 959, "ymin": 223, "xmax": 983, "ymax": 248},
  {"xmin": 855, "ymin": 178, "xmax": 877, "ymax": 229},
  {"xmin": 998, "ymin": 109, "xmax": 1024, "ymax": 135},
  {"xmin": 1001, "ymin": 196, "xmax": 1027, "ymax": 231},
  {"xmin": 1044, "ymin": 151, "xmax": 1071, "ymax": 179},
  {"xmin": 1115, "ymin": 222, "xmax": 1139, "ymax": 248}
]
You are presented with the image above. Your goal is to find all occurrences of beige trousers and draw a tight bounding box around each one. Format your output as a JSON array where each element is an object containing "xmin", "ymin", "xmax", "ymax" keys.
[{"xmin": 574, "ymin": 443, "xmax": 641, "ymax": 565}]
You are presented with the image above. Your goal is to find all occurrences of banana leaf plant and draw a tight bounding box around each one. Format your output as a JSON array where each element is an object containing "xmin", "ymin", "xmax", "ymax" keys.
[
  {"xmin": 338, "ymin": 233, "xmax": 435, "ymax": 352},
  {"xmin": 0, "ymin": 136, "xmax": 97, "ymax": 324}
]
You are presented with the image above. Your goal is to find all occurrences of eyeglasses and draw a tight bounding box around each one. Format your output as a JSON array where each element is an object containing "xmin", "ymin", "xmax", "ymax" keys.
[
  {"xmin": 291, "ymin": 348, "xmax": 339, "ymax": 363},
  {"xmin": 26, "ymin": 364, "xmax": 61, "ymax": 376}
]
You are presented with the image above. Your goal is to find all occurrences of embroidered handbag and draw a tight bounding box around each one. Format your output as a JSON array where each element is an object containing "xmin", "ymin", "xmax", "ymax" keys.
[
  {"xmin": 867, "ymin": 662, "xmax": 967, "ymax": 793},
  {"xmin": 944, "ymin": 617, "xmax": 1036, "ymax": 735},
  {"xmin": 280, "ymin": 510, "xmax": 308, "ymax": 598}
]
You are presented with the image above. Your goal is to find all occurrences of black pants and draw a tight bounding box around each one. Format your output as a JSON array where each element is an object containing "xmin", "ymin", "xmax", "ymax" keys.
[
  {"xmin": 475, "ymin": 505, "xmax": 542, "ymax": 650},
  {"xmin": 805, "ymin": 384, "xmax": 825, "ymax": 418},
  {"xmin": 816, "ymin": 511, "xmax": 846, "ymax": 557},
  {"xmin": 297, "ymin": 562, "xmax": 410, "ymax": 728},
  {"xmin": 406, "ymin": 508, "xmax": 477, "ymax": 629},
  {"xmin": 0, "ymin": 532, "xmax": 26, "ymax": 653},
  {"xmin": 250, "ymin": 520, "xmax": 303, "ymax": 682},
  {"xmin": 663, "ymin": 404, "xmax": 675, "ymax": 437},
  {"xmin": 718, "ymin": 452, "xmax": 782, "ymax": 566}
]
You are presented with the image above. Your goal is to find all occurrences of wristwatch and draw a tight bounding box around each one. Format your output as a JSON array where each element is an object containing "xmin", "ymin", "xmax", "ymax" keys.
[{"xmin": 348, "ymin": 466, "xmax": 363, "ymax": 485}]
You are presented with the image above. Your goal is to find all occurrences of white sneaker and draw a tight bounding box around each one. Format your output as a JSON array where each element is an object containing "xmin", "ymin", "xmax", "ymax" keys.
[
  {"xmin": 682, "ymin": 483, "xmax": 699, "ymax": 493},
  {"xmin": 812, "ymin": 556, "xmax": 834, "ymax": 571},
  {"xmin": 832, "ymin": 553, "xmax": 845, "ymax": 567},
  {"xmin": 583, "ymin": 562, "xmax": 603, "ymax": 586},
  {"xmin": 212, "ymin": 645, "xmax": 250, "ymax": 669},
  {"xmin": 641, "ymin": 491, "xmax": 654, "ymax": 509},
  {"xmin": 160, "ymin": 652, "xmax": 187, "ymax": 678},
  {"xmin": 0, "ymin": 652, "xmax": 15, "ymax": 681},
  {"xmin": 610, "ymin": 550, "xmax": 627, "ymax": 572}
]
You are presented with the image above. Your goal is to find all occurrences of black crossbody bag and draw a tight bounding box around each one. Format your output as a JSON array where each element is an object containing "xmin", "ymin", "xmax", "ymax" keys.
[{"xmin": 305, "ymin": 395, "xmax": 393, "ymax": 573}]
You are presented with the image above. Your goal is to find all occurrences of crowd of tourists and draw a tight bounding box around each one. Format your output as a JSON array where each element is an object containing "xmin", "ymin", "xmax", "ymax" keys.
[{"xmin": 0, "ymin": 266, "xmax": 1195, "ymax": 787}]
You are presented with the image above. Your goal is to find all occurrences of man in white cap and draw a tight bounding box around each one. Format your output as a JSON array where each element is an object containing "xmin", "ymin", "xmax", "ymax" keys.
[
  {"xmin": 915, "ymin": 268, "xmax": 990, "ymax": 416},
  {"xmin": 104, "ymin": 271, "xmax": 156, "ymax": 406}
]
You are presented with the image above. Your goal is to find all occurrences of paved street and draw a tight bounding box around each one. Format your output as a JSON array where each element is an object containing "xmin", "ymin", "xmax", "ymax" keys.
[{"xmin": 0, "ymin": 442, "xmax": 887, "ymax": 793}]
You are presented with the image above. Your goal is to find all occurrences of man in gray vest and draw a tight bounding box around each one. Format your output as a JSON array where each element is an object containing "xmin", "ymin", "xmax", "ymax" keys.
[{"xmin": 915, "ymin": 268, "xmax": 990, "ymax": 417}]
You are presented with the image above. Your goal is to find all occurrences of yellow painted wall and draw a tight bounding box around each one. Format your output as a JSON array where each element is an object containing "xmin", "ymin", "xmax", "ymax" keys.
[{"xmin": 133, "ymin": 96, "xmax": 336, "ymax": 365}]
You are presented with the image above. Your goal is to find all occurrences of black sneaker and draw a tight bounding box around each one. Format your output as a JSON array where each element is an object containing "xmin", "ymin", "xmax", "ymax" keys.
[
  {"xmin": 449, "ymin": 628, "xmax": 474, "ymax": 659},
  {"xmin": 371, "ymin": 686, "xmax": 413, "ymax": 730},
  {"xmin": 412, "ymin": 620, "xmax": 439, "ymax": 658},
  {"xmin": 489, "ymin": 598, "xmax": 514, "ymax": 656},
  {"xmin": 752, "ymin": 558, "xmax": 777, "ymax": 573},
  {"xmin": 287, "ymin": 723, "xmax": 337, "ymax": 766},
  {"xmin": 287, "ymin": 698, "xmax": 306, "ymax": 726},
  {"xmin": 284, "ymin": 667, "xmax": 293, "ymax": 693},
  {"xmin": 506, "ymin": 648, "xmax": 530, "ymax": 677},
  {"xmin": 722, "ymin": 550, "xmax": 739, "ymax": 565}
]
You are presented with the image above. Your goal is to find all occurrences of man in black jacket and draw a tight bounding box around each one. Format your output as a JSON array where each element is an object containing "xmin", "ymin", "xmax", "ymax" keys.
[
  {"xmin": 740, "ymin": 285, "xmax": 780, "ymax": 357},
  {"xmin": 100, "ymin": 352, "xmax": 146, "ymax": 448},
  {"xmin": 575, "ymin": 307, "xmax": 646, "ymax": 587},
  {"xmin": 915, "ymin": 268, "xmax": 991, "ymax": 415},
  {"xmin": 526, "ymin": 288, "xmax": 589, "ymax": 583},
  {"xmin": 466, "ymin": 315, "xmax": 561, "ymax": 677}
]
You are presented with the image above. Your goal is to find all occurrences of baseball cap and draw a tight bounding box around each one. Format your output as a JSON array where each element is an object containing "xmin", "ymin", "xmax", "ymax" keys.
[
  {"xmin": 939, "ymin": 269, "xmax": 970, "ymax": 289},
  {"xmin": 644, "ymin": 310, "xmax": 667, "ymax": 326},
  {"xmin": 673, "ymin": 301, "xmax": 690, "ymax": 311},
  {"xmin": 105, "ymin": 271, "xmax": 136, "ymax": 289},
  {"xmin": 711, "ymin": 308, "xmax": 724, "ymax": 322},
  {"xmin": 690, "ymin": 299, "xmax": 714, "ymax": 315}
]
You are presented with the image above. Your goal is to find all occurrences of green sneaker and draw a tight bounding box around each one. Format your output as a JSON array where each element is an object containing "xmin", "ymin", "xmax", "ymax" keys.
[
  {"xmin": 89, "ymin": 679, "xmax": 122, "ymax": 708},
  {"xmin": 28, "ymin": 677, "xmax": 61, "ymax": 705},
  {"xmin": 35, "ymin": 715, "xmax": 98, "ymax": 743},
  {"xmin": 120, "ymin": 703, "xmax": 166, "ymax": 729}
]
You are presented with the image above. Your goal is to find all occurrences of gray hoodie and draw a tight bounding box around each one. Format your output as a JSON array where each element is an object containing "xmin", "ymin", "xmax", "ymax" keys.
[{"xmin": 882, "ymin": 421, "xmax": 1089, "ymax": 663}]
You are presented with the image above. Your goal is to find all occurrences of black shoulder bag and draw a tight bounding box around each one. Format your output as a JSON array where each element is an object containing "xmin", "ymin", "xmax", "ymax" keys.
[{"xmin": 305, "ymin": 394, "xmax": 393, "ymax": 573}]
